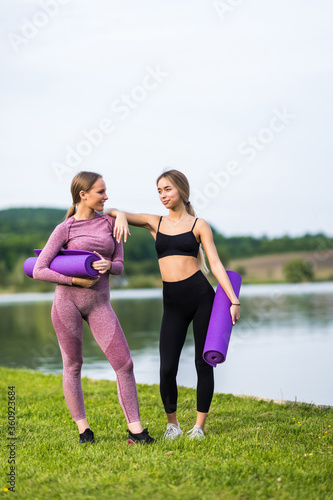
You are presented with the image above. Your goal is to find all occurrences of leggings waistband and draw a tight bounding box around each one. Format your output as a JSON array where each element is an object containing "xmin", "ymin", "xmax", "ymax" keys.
[{"xmin": 162, "ymin": 271, "xmax": 208, "ymax": 293}]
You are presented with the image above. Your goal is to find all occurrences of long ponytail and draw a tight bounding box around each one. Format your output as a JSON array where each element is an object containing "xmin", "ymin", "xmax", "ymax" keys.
[{"xmin": 65, "ymin": 203, "xmax": 76, "ymax": 219}]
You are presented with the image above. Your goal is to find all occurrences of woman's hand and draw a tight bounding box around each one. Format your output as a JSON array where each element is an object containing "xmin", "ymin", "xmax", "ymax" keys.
[
  {"xmin": 91, "ymin": 251, "xmax": 111, "ymax": 274},
  {"xmin": 230, "ymin": 304, "xmax": 241, "ymax": 326},
  {"xmin": 72, "ymin": 277, "xmax": 100, "ymax": 288},
  {"xmin": 114, "ymin": 211, "xmax": 131, "ymax": 243}
]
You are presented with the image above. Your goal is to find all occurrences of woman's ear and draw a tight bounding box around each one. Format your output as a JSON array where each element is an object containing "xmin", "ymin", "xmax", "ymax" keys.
[{"xmin": 79, "ymin": 190, "xmax": 86, "ymax": 201}]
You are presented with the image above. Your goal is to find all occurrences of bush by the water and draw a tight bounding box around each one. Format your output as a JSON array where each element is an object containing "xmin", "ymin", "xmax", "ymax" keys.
[{"xmin": 283, "ymin": 258, "xmax": 314, "ymax": 283}]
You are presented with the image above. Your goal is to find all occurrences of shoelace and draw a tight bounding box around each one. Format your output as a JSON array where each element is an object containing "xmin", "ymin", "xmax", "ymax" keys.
[
  {"xmin": 165, "ymin": 426, "xmax": 178, "ymax": 437},
  {"xmin": 187, "ymin": 427, "xmax": 204, "ymax": 438}
]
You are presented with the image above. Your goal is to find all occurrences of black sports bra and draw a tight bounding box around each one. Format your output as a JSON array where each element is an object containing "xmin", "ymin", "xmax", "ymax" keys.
[{"xmin": 155, "ymin": 216, "xmax": 200, "ymax": 260}]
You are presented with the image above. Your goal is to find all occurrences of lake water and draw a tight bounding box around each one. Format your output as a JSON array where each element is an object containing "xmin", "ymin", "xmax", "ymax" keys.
[{"xmin": 0, "ymin": 282, "xmax": 332, "ymax": 406}]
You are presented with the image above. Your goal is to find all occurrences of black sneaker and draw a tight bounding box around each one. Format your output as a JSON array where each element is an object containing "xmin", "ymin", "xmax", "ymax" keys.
[
  {"xmin": 79, "ymin": 428, "xmax": 95, "ymax": 444},
  {"xmin": 127, "ymin": 427, "xmax": 155, "ymax": 445}
]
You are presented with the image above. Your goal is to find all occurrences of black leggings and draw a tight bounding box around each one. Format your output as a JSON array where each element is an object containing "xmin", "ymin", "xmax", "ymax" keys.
[{"xmin": 159, "ymin": 271, "xmax": 215, "ymax": 414}]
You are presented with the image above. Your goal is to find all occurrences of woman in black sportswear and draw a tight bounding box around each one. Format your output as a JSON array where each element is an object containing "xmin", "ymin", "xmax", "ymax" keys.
[{"xmin": 105, "ymin": 170, "xmax": 240, "ymax": 440}]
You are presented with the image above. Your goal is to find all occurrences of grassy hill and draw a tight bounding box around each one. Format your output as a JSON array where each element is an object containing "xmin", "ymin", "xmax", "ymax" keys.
[{"xmin": 230, "ymin": 250, "xmax": 333, "ymax": 283}]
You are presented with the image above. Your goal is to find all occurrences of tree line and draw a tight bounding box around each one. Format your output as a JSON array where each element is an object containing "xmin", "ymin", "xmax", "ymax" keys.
[{"xmin": 0, "ymin": 207, "xmax": 332, "ymax": 290}]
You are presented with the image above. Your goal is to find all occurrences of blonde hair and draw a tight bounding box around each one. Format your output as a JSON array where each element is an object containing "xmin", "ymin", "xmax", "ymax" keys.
[
  {"xmin": 65, "ymin": 171, "xmax": 102, "ymax": 219},
  {"xmin": 156, "ymin": 169, "xmax": 209, "ymax": 275}
]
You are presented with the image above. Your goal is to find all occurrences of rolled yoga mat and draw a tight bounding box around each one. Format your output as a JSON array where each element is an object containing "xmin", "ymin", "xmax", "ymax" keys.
[
  {"xmin": 202, "ymin": 270, "xmax": 242, "ymax": 367},
  {"xmin": 24, "ymin": 249, "xmax": 101, "ymax": 279}
]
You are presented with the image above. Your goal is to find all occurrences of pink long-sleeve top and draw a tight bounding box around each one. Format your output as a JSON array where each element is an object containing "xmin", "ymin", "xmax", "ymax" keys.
[{"xmin": 33, "ymin": 213, "xmax": 124, "ymax": 285}]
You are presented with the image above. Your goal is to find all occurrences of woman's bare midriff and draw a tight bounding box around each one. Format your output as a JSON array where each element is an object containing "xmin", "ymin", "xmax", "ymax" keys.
[{"xmin": 158, "ymin": 255, "xmax": 200, "ymax": 282}]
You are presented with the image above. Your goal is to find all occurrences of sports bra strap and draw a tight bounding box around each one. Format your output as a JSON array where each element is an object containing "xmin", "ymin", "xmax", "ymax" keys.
[
  {"xmin": 191, "ymin": 218, "xmax": 198, "ymax": 231},
  {"xmin": 157, "ymin": 216, "xmax": 163, "ymax": 232}
]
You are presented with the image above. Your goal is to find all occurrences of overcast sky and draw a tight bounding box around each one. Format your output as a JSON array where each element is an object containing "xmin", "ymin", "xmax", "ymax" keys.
[{"xmin": 1, "ymin": 0, "xmax": 332, "ymax": 237}]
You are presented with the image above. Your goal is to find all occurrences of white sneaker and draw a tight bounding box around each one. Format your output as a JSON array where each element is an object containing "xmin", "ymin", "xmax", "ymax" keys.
[
  {"xmin": 187, "ymin": 425, "xmax": 205, "ymax": 440},
  {"xmin": 164, "ymin": 422, "xmax": 183, "ymax": 440}
]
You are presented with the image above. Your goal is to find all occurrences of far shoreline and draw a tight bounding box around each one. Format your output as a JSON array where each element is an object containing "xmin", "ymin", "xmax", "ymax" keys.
[{"xmin": 1, "ymin": 280, "xmax": 333, "ymax": 304}]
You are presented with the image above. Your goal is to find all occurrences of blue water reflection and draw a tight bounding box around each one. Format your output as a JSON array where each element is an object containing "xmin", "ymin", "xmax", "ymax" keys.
[{"xmin": 0, "ymin": 282, "xmax": 332, "ymax": 406}]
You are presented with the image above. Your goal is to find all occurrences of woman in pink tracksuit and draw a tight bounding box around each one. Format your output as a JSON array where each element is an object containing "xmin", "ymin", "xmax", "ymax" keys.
[{"xmin": 33, "ymin": 171, "xmax": 154, "ymax": 445}]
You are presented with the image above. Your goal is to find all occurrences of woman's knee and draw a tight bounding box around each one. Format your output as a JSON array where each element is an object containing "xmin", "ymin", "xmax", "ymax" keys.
[
  {"xmin": 117, "ymin": 356, "xmax": 134, "ymax": 376},
  {"xmin": 195, "ymin": 358, "xmax": 213, "ymax": 376},
  {"xmin": 160, "ymin": 362, "xmax": 178, "ymax": 382},
  {"xmin": 64, "ymin": 358, "xmax": 83, "ymax": 377}
]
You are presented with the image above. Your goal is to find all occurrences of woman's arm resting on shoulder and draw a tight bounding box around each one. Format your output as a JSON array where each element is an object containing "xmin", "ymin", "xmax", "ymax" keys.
[
  {"xmin": 107, "ymin": 222, "xmax": 124, "ymax": 275},
  {"xmin": 104, "ymin": 209, "xmax": 130, "ymax": 243},
  {"xmin": 198, "ymin": 219, "xmax": 241, "ymax": 324},
  {"xmin": 104, "ymin": 208, "xmax": 159, "ymax": 242}
]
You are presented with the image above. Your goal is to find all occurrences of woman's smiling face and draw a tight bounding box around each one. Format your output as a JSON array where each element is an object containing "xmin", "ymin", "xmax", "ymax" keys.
[{"xmin": 80, "ymin": 177, "xmax": 108, "ymax": 211}]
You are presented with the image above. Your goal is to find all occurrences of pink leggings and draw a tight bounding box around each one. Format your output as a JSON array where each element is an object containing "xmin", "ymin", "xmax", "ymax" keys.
[{"xmin": 51, "ymin": 284, "xmax": 140, "ymax": 424}]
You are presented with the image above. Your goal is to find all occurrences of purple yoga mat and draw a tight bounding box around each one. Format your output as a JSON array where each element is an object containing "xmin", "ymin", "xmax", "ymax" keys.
[
  {"xmin": 24, "ymin": 249, "xmax": 101, "ymax": 278},
  {"xmin": 203, "ymin": 270, "xmax": 242, "ymax": 367}
]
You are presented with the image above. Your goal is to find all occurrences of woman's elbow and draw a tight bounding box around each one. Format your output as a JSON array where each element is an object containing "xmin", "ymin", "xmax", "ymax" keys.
[
  {"xmin": 32, "ymin": 267, "xmax": 41, "ymax": 280},
  {"xmin": 32, "ymin": 261, "xmax": 48, "ymax": 280},
  {"xmin": 114, "ymin": 266, "xmax": 124, "ymax": 276},
  {"xmin": 210, "ymin": 260, "xmax": 224, "ymax": 276}
]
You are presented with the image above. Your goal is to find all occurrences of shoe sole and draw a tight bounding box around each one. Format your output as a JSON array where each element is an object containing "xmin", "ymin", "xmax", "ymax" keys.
[
  {"xmin": 164, "ymin": 433, "xmax": 183, "ymax": 441},
  {"xmin": 127, "ymin": 438, "xmax": 155, "ymax": 445}
]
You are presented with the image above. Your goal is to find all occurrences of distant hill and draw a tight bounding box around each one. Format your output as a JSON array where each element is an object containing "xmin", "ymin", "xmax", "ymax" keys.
[
  {"xmin": 0, "ymin": 207, "xmax": 66, "ymax": 233},
  {"xmin": 229, "ymin": 250, "xmax": 333, "ymax": 283}
]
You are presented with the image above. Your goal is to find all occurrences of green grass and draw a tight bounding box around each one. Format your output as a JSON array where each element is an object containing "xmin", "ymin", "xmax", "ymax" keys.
[{"xmin": 0, "ymin": 367, "xmax": 332, "ymax": 500}]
